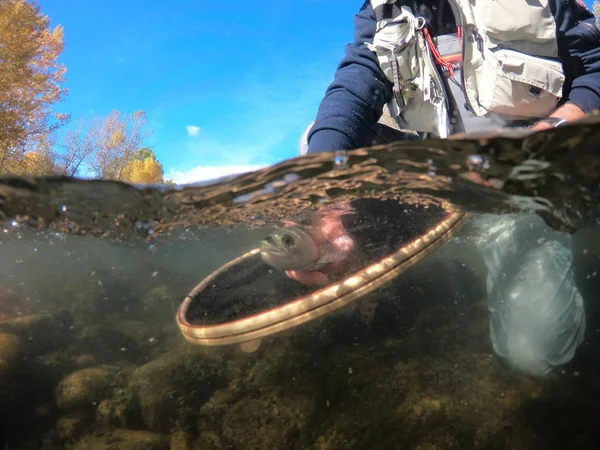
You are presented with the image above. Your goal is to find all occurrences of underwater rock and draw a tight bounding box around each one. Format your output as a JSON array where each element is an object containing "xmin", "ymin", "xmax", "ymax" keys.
[
  {"xmin": 0, "ymin": 310, "xmax": 74, "ymax": 355},
  {"xmin": 0, "ymin": 332, "xmax": 21, "ymax": 381},
  {"xmin": 117, "ymin": 319, "xmax": 164, "ymax": 357},
  {"xmin": 73, "ymin": 353, "xmax": 97, "ymax": 369},
  {"xmin": 36, "ymin": 350, "xmax": 73, "ymax": 376},
  {"xmin": 131, "ymin": 351, "xmax": 226, "ymax": 432},
  {"xmin": 221, "ymin": 396, "xmax": 310, "ymax": 450},
  {"xmin": 75, "ymin": 323, "xmax": 143, "ymax": 364},
  {"xmin": 55, "ymin": 414, "xmax": 87, "ymax": 443},
  {"xmin": 196, "ymin": 387, "xmax": 239, "ymax": 430},
  {"xmin": 170, "ymin": 429, "xmax": 198, "ymax": 450},
  {"xmin": 95, "ymin": 386, "xmax": 143, "ymax": 430},
  {"xmin": 56, "ymin": 366, "xmax": 123, "ymax": 413},
  {"xmin": 195, "ymin": 431, "xmax": 223, "ymax": 450},
  {"xmin": 73, "ymin": 429, "xmax": 169, "ymax": 450}
]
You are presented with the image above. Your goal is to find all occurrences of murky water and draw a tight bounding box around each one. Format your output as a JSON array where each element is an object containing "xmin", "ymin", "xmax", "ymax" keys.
[{"xmin": 1, "ymin": 120, "xmax": 600, "ymax": 449}]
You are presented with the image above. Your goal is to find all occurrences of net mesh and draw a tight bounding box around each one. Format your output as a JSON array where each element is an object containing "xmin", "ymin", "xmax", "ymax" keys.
[{"xmin": 185, "ymin": 198, "xmax": 449, "ymax": 325}]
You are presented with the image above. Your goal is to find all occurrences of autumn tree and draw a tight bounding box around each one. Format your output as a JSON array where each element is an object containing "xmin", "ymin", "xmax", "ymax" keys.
[
  {"xmin": 53, "ymin": 116, "xmax": 99, "ymax": 176},
  {"xmin": 0, "ymin": 0, "xmax": 68, "ymax": 173},
  {"xmin": 54, "ymin": 109, "xmax": 154, "ymax": 180},
  {"xmin": 120, "ymin": 148, "xmax": 164, "ymax": 184},
  {"xmin": 10, "ymin": 150, "xmax": 56, "ymax": 176},
  {"xmin": 88, "ymin": 110, "xmax": 152, "ymax": 179}
]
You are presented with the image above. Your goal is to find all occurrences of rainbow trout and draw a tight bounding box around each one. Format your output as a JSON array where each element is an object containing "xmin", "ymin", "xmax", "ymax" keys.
[{"xmin": 260, "ymin": 224, "xmax": 348, "ymax": 272}]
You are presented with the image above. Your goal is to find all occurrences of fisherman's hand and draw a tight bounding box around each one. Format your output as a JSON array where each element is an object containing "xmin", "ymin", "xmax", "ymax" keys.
[{"xmin": 530, "ymin": 103, "xmax": 585, "ymax": 131}]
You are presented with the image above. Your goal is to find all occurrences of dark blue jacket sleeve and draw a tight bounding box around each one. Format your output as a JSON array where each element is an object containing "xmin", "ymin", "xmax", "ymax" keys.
[
  {"xmin": 307, "ymin": 1, "xmax": 392, "ymax": 154},
  {"xmin": 552, "ymin": 0, "xmax": 600, "ymax": 113}
]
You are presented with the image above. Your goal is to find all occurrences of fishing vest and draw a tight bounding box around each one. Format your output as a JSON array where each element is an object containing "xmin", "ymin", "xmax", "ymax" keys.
[{"xmin": 366, "ymin": 0, "xmax": 565, "ymax": 137}]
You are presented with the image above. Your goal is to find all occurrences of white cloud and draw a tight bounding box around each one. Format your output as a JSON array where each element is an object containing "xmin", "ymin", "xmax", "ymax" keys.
[
  {"xmin": 159, "ymin": 50, "xmax": 338, "ymax": 178},
  {"xmin": 186, "ymin": 125, "xmax": 201, "ymax": 136},
  {"xmin": 167, "ymin": 64, "xmax": 331, "ymax": 170},
  {"xmin": 167, "ymin": 164, "xmax": 268, "ymax": 185}
]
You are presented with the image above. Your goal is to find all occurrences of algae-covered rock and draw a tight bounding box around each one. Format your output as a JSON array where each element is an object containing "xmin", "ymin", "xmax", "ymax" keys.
[
  {"xmin": 195, "ymin": 431, "xmax": 223, "ymax": 450},
  {"xmin": 56, "ymin": 365, "xmax": 122, "ymax": 413},
  {"xmin": 95, "ymin": 386, "xmax": 143, "ymax": 429},
  {"xmin": 221, "ymin": 396, "xmax": 310, "ymax": 450},
  {"xmin": 56, "ymin": 414, "xmax": 87, "ymax": 443},
  {"xmin": 196, "ymin": 387, "xmax": 239, "ymax": 431},
  {"xmin": 75, "ymin": 324, "xmax": 141, "ymax": 363},
  {"xmin": 131, "ymin": 351, "xmax": 226, "ymax": 432},
  {"xmin": 0, "ymin": 332, "xmax": 21, "ymax": 380},
  {"xmin": 118, "ymin": 319, "xmax": 165, "ymax": 359},
  {"xmin": 34, "ymin": 351, "xmax": 73, "ymax": 384},
  {"xmin": 73, "ymin": 353, "xmax": 97, "ymax": 369},
  {"xmin": 0, "ymin": 310, "xmax": 74, "ymax": 355},
  {"xmin": 73, "ymin": 429, "xmax": 169, "ymax": 450},
  {"xmin": 118, "ymin": 320, "xmax": 159, "ymax": 345},
  {"xmin": 75, "ymin": 320, "xmax": 163, "ymax": 364},
  {"xmin": 170, "ymin": 429, "xmax": 197, "ymax": 450}
]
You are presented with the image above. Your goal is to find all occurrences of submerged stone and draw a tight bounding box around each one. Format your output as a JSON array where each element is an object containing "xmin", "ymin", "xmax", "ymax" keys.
[
  {"xmin": 0, "ymin": 310, "xmax": 74, "ymax": 355},
  {"xmin": 131, "ymin": 351, "xmax": 225, "ymax": 432},
  {"xmin": 55, "ymin": 414, "xmax": 87, "ymax": 443},
  {"xmin": 0, "ymin": 332, "xmax": 21, "ymax": 380},
  {"xmin": 55, "ymin": 365, "xmax": 122, "ymax": 413},
  {"xmin": 221, "ymin": 397, "xmax": 309, "ymax": 450},
  {"xmin": 73, "ymin": 429, "xmax": 169, "ymax": 450}
]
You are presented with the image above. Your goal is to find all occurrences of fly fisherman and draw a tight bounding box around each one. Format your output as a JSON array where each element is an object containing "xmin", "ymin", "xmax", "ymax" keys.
[
  {"xmin": 295, "ymin": 0, "xmax": 600, "ymax": 377},
  {"xmin": 300, "ymin": 0, "xmax": 600, "ymax": 154}
]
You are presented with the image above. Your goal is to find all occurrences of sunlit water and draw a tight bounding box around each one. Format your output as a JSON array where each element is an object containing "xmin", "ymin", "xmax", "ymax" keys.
[{"xmin": 1, "ymin": 120, "xmax": 600, "ymax": 449}]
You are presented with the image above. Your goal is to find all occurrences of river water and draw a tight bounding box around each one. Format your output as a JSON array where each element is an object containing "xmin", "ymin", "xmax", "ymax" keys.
[{"xmin": 1, "ymin": 119, "xmax": 600, "ymax": 449}]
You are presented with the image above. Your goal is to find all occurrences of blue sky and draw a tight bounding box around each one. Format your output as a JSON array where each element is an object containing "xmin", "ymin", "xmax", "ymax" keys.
[
  {"xmin": 41, "ymin": 0, "xmax": 361, "ymax": 183},
  {"xmin": 41, "ymin": 0, "xmax": 597, "ymax": 184}
]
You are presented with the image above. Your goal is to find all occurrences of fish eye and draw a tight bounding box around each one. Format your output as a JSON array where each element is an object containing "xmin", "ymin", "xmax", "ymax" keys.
[{"xmin": 282, "ymin": 234, "xmax": 294, "ymax": 247}]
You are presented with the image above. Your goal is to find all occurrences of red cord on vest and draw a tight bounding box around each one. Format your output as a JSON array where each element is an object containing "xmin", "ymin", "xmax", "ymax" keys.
[
  {"xmin": 457, "ymin": 26, "xmax": 463, "ymax": 48},
  {"xmin": 423, "ymin": 27, "xmax": 454, "ymax": 77}
]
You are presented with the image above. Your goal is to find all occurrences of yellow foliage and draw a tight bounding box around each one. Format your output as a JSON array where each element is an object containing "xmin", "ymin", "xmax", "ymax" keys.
[
  {"xmin": 0, "ymin": 0, "xmax": 68, "ymax": 172},
  {"xmin": 110, "ymin": 129, "xmax": 126, "ymax": 148},
  {"xmin": 121, "ymin": 156, "xmax": 164, "ymax": 184},
  {"xmin": 8, "ymin": 151, "xmax": 55, "ymax": 176}
]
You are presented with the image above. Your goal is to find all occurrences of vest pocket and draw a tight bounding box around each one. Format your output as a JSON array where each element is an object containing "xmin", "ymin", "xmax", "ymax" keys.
[
  {"xmin": 482, "ymin": 0, "xmax": 555, "ymax": 44},
  {"xmin": 477, "ymin": 49, "xmax": 564, "ymax": 119},
  {"xmin": 368, "ymin": 19, "xmax": 419, "ymax": 84}
]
